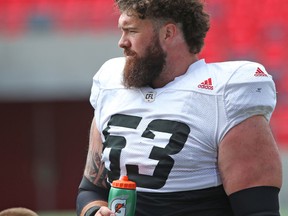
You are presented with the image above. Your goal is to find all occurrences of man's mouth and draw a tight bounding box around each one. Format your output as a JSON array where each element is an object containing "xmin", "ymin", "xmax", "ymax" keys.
[{"xmin": 124, "ymin": 50, "xmax": 136, "ymax": 57}]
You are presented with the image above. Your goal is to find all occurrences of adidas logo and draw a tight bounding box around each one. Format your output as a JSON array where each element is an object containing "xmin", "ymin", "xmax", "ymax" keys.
[
  {"xmin": 254, "ymin": 67, "xmax": 267, "ymax": 77},
  {"xmin": 198, "ymin": 78, "xmax": 214, "ymax": 90}
]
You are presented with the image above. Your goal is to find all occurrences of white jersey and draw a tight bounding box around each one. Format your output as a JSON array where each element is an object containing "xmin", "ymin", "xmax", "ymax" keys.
[{"xmin": 90, "ymin": 57, "xmax": 276, "ymax": 193}]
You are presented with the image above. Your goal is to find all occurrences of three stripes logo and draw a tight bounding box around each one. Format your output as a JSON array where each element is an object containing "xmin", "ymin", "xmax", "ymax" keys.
[
  {"xmin": 254, "ymin": 67, "xmax": 267, "ymax": 77},
  {"xmin": 197, "ymin": 68, "xmax": 266, "ymax": 91},
  {"xmin": 198, "ymin": 78, "xmax": 214, "ymax": 90}
]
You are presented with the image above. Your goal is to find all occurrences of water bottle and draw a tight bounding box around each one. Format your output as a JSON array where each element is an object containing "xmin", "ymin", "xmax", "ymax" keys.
[{"xmin": 108, "ymin": 176, "xmax": 137, "ymax": 216}]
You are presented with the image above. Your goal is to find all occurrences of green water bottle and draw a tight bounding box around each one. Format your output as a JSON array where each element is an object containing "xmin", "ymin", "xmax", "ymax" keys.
[{"xmin": 108, "ymin": 176, "xmax": 137, "ymax": 216}]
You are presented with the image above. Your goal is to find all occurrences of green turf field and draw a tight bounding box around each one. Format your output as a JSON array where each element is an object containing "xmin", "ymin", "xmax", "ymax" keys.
[{"xmin": 282, "ymin": 209, "xmax": 288, "ymax": 216}]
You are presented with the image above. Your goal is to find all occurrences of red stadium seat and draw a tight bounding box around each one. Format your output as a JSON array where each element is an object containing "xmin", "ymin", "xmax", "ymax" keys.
[
  {"xmin": 2, "ymin": 0, "xmax": 31, "ymax": 34},
  {"xmin": 271, "ymin": 106, "xmax": 288, "ymax": 145}
]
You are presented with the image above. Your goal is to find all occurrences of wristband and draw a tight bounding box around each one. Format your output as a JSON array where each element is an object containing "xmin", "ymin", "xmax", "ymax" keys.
[
  {"xmin": 229, "ymin": 186, "xmax": 280, "ymax": 216},
  {"xmin": 84, "ymin": 206, "xmax": 101, "ymax": 216},
  {"xmin": 76, "ymin": 176, "xmax": 109, "ymax": 216}
]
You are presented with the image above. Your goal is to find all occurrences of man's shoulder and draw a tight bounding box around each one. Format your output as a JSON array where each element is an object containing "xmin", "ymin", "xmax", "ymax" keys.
[
  {"xmin": 101, "ymin": 57, "xmax": 126, "ymax": 71},
  {"xmin": 189, "ymin": 60, "xmax": 273, "ymax": 95},
  {"xmin": 94, "ymin": 57, "xmax": 125, "ymax": 88},
  {"xmin": 206, "ymin": 60, "xmax": 272, "ymax": 87},
  {"xmin": 207, "ymin": 60, "xmax": 263, "ymax": 75},
  {"xmin": 183, "ymin": 60, "xmax": 269, "ymax": 94},
  {"xmin": 189, "ymin": 59, "xmax": 265, "ymax": 80}
]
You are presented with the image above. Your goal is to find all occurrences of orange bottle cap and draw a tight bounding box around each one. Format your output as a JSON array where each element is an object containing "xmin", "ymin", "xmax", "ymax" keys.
[{"xmin": 111, "ymin": 176, "xmax": 136, "ymax": 189}]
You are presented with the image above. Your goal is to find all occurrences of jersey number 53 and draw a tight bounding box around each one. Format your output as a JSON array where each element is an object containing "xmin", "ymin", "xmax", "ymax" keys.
[{"xmin": 102, "ymin": 114, "xmax": 190, "ymax": 189}]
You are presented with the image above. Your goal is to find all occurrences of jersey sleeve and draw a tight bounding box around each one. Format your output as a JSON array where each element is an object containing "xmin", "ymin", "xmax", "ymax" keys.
[
  {"xmin": 89, "ymin": 65, "xmax": 103, "ymax": 110},
  {"xmin": 220, "ymin": 62, "xmax": 276, "ymax": 140},
  {"xmin": 89, "ymin": 57, "xmax": 125, "ymax": 110}
]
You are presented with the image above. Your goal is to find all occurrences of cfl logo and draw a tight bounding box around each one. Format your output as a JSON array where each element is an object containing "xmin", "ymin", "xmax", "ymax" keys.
[{"xmin": 145, "ymin": 92, "xmax": 156, "ymax": 102}]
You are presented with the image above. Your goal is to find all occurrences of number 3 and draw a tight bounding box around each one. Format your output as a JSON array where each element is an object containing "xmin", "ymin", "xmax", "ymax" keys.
[{"xmin": 102, "ymin": 114, "xmax": 190, "ymax": 189}]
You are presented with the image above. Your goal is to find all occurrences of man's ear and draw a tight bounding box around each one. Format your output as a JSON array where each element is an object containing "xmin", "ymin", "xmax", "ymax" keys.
[{"xmin": 161, "ymin": 23, "xmax": 178, "ymax": 41}]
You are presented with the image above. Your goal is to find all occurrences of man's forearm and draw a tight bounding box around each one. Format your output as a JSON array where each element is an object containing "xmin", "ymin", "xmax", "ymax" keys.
[
  {"xmin": 76, "ymin": 176, "xmax": 109, "ymax": 216},
  {"xmin": 78, "ymin": 200, "xmax": 108, "ymax": 216}
]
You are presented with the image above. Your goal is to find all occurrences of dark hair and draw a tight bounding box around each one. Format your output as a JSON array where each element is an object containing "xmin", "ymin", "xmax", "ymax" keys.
[{"xmin": 115, "ymin": 0, "xmax": 210, "ymax": 54}]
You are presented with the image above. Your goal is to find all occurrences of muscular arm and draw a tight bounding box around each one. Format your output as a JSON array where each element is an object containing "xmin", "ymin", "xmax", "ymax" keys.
[
  {"xmin": 77, "ymin": 118, "xmax": 111, "ymax": 216},
  {"xmin": 84, "ymin": 117, "xmax": 107, "ymax": 188},
  {"xmin": 218, "ymin": 115, "xmax": 282, "ymax": 215}
]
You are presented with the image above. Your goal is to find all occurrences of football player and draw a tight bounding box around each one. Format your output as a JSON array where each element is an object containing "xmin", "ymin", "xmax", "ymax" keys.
[{"xmin": 76, "ymin": 0, "xmax": 282, "ymax": 215}]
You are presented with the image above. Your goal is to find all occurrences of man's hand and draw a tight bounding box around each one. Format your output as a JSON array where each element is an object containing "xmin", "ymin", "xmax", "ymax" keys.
[{"xmin": 95, "ymin": 206, "xmax": 115, "ymax": 216}]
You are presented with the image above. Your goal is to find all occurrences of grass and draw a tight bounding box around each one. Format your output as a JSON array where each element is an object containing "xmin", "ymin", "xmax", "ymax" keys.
[{"xmin": 282, "ymin": 209, "xmax": 288, "ymax": 216}]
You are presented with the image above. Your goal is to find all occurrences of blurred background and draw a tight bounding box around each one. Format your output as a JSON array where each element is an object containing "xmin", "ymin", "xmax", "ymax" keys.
[{"xmin": 0, "ymin": 0, "xmax": 287, "ymax": 215}]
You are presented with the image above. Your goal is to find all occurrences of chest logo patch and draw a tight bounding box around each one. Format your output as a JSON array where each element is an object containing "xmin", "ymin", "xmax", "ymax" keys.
[
  {"xmin": 144, "ymin": 92, "xmax": 156, "ymax": 102},
  {"xmin": 198, "ymin": 78, "xmax": 214, "ymax": 90}
]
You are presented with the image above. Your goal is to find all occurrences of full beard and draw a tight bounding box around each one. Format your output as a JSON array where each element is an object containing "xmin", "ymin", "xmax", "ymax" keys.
[{"xmin": 123, "ymin": 36, "xmax": 167, "ymax": 88}]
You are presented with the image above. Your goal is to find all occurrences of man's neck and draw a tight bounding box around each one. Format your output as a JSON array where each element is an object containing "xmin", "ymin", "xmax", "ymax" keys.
[{"xmin": 151, "ymin": 54, "xmax": 198, "ymax": 88}]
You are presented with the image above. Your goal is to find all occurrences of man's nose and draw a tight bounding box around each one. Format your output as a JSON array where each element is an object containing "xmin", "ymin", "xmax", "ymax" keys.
[{"xmin": 118, "ymin": 34, "xmax": 131, "ymax": 49}]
